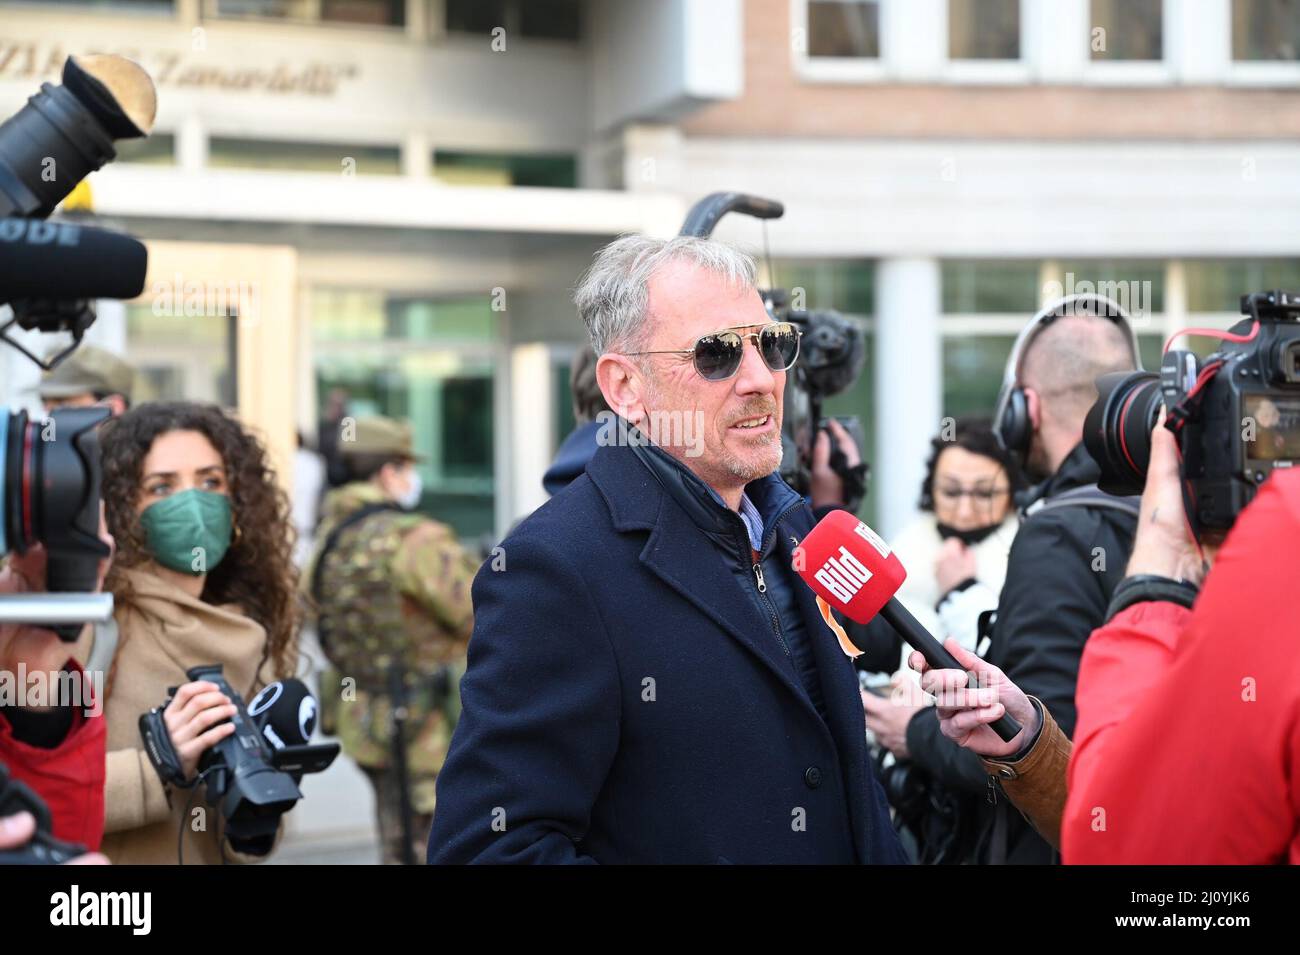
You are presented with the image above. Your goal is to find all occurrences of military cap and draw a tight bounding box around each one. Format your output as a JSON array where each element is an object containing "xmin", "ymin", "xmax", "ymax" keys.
[
  {"xmin": 339, "ymin": 415, "xmax": 424, "ymax": 461},
  {"xmin": 37, "ymin": 345, "xmax": 135, "ymax": 401}
]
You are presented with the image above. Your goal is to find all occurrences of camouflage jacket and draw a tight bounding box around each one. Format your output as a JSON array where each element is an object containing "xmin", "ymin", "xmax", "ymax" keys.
[{"xmin": 304, "ymin": 482, "xmax": 477, "ymax": 795}]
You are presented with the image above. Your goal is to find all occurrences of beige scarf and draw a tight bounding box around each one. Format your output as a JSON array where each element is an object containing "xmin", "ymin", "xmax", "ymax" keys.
[{"xmin": 104, "ymin": 566, "xmax": 273, "ymax": 751}]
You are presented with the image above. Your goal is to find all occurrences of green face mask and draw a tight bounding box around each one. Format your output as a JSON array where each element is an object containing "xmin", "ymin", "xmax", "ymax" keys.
[{"xmin": 139, "ymin": 489, "xmax": 233, "ymax": 575}]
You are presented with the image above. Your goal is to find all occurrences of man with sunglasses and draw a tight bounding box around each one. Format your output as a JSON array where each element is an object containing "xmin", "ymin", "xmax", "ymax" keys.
[{"xmin": 428, "ymin": 235, "xmax": 905, "ymax": 865}]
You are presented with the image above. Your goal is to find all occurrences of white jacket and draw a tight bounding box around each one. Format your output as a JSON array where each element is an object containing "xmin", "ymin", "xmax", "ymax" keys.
[{"xmin": 888, "ymin": 512, "xmax": 1018, "ymax": 682}]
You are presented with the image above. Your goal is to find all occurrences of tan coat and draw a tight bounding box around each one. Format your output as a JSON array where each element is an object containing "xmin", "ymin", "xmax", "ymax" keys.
[
  {"xmin": 98, "ymin": 567, "xmax": 285, "ymax": 865},
  {"xmin": 981, "ymin": 697, "xmax": 1072, "ymax": 851}
]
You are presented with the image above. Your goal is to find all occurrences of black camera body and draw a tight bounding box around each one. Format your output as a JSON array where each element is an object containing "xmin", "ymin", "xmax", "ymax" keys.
[
  {"xmin": 1, "ymin": 55, "xmax": 153, "ymax": 634},
  {"xmin": 769, "ymin": 293, "xmax": 870, "ymax": 506},
  {"xmin": 0, "ymin": 763, "xmax": 89, "ymax": 864},
  {"xmin": 139, "ymin": 665, "xmax": 338, "ymax": 847},
  {"xmin": 0, "ymin": 405, "xmax": 112, "ymax": 638},
  {"xmin": 1086, "ymin": 290, "xmax": 1300, "ymax": 533}
]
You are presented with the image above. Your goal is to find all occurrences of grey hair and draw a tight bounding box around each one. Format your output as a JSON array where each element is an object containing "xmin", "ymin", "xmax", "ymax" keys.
[{"xmin": 573, "ymin": 234, "xmax": 758, "ymax": 355}]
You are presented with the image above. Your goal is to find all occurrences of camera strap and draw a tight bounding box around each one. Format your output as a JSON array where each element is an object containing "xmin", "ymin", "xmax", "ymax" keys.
[{"xmin": 1021, "ymin": 484, "xmax": 1141, "ymax": 522}]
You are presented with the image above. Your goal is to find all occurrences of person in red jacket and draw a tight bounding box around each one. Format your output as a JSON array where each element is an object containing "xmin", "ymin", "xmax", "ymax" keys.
[
  {"xmin": 1060, "ymin": 416, "xmax": 1300, "ymax": 863},
  {"xmin": 912, "ymin": 411, "xmax": 1300, "ymax": 864},
  {"xmin": 0, "ymin": 543, "xmax": 110, "ymax": 853}
]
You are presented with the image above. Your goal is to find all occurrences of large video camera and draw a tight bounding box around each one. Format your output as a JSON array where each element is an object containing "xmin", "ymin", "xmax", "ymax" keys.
[
  {"xmin": 140, "ymin": 665, "xmax": 339, "ymax": 854},
  {"xmin": 679, "ymin": 192, "xmax": 869, "ymax": 510},
  {"xmin": 0, "ymin": 54, "xmax": 155, "ymax": 634},
  {"xmin": 1085, "ymin": 289, "xmax": 1300, "ymax": 534},
  {"xmin": 0, "ymin": 55, "xmax": 154, "ymax": 864}
]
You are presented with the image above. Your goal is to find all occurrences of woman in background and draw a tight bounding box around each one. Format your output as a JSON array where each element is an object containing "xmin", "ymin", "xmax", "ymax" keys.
[
  {"xmin": 889, "ymin": 416, "xmax": 1021, "ymax": 662},
  {"xmin": 859, "ymin": 416, "xmax": 1021, "ymax": 863}
]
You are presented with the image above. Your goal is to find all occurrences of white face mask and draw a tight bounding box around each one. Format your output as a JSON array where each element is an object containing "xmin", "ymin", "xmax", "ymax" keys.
[{"xmin": 396, "ymin": 469, "xmax": 423, "ymax": 510}]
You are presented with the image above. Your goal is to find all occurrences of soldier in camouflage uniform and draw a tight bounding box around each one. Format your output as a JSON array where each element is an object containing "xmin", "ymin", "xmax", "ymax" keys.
[{"xmin": 304, "ymin": 416, "xmax": 478, "ymax": 864}]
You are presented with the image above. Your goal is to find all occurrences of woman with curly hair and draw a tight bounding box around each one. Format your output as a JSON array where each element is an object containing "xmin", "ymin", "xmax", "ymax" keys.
[{"xmin": 94, "ymin": 401, "xmax": 300, "ymax": 864}]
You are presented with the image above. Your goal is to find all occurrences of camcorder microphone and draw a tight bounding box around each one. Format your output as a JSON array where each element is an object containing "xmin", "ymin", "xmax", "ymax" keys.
[
  {"xmin": 139, "ymin": 665, "xmax": 339, "ymax": 857},
  {"xmin": 248, "ymin": 678, "xmax": 319, "ymax": 751},
  {"xmin": 0, "ymin": 218, "xmax": 148, "ymax": 301},
  {"xmin": 794, "ymin": 509, "xmax": 1022, "ymax": 743}
]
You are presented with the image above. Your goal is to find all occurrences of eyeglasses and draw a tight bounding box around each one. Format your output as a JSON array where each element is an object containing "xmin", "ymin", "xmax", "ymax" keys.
[
  {"xmin": 935, "ymin": 485, "xmax": 1010, "ymax": 504},
  {"xmin": 625, "ymin": 322, "xmax": 802, "ymax": 382}
]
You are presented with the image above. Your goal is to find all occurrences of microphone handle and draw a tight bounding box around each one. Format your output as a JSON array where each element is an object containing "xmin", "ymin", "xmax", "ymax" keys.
[{"xmin": 878, "ymin": 597, "xmax": 1022, "ymax": 743}]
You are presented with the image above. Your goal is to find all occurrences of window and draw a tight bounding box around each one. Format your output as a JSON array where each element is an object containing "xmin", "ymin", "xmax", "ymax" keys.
[
  {"xmin": 1090, "ymin": 0, "xmax": 1163, "ymax": 61},
  {"xmin": 770, "ymin": 259, "xmax": 874, "ymax": 316},
  {"xmin": 126, "ymin": 304, "xmax": 234, "ymax": 406},
  {"xmin": 209, "ymin": 138, "xmax": 401, "ymax": 175},
  {"xmin": 441, "ymin": 377, "xmax": 494, "ymax": 479},
  {"xmin": 942, "ymin": 261, "xmax": 1039, "ymax": 314},
  {"xmin": 949, "ymin": 0, "xmax": 1020, "ymax": 60},
  {"xmin": 1184, "ymin": 259, "xmax": 1300, "ymax": 312},
  {"xmin": 114, "ymin": 132, "xmax": 175, "ymax": 165},
  {"xmin": 1233, "ymin": 0, "xmax": 1300, "ymax": 60},
  {"xmin": 1056, "ymin": 260, "xmax": 1165, "ymax": 319},
  {"xmin": 552, "ymin": 359, "xmax": 576, "ymax": 454},
  {"xmin": 312, "ymin": 290, "xmax": 498, "ymax": 537},
  {"xmin": 445, "ymin": 0, "xmax": 505, "ymax": 34},
  {"xmin": 209, "ymin": 0, "xmax": 404, "ymax": 26},
  {"xmin": 445, "ymin": 0, "xmax": 582, "ymax": 42},
  {"xmin": 519, "ymin": 0, "xmax": 583, "ymax": 41},
  {"xmin": 433, "ymin": 151, "xmax": 577, "ymax": 188},
  {"xmin": 943, "ymin": 335, "xmax": 1014, "ymax": 418},
  {"xmin": 313, "ymin": 293, "xmax": 497, "ymax": 344},
  {"xmin": 13, "ymin": 0, "xmax": 173, "ymax": 8},
  {"xmin": 807, "ymin": 0, "xmax": 880, "ymax": 58}
]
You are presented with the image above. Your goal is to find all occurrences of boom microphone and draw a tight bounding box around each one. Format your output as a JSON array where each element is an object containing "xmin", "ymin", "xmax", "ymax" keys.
[
  {"xmin": 0, "ymin": 218, "xmax": 148, "ymax": 301},
  {"xmin": 794, "ymin": 509, "xmax": 1022, "ymax": 743},
  {"xmin": 248, "ymin": 678, "xmax": 319, "ymax": 750}
]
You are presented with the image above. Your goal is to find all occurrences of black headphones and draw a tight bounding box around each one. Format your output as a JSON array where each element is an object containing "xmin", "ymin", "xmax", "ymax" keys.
[{"xmin": 992, "ymin": 293, "xmax": 1143, "ymax": 460}]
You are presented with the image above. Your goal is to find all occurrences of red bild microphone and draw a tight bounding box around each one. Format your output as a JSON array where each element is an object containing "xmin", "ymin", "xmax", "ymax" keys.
[
  {"xmin": 795, "ymin": 510, "xmax": 1021, "ymax": 743},
  {"xmin": 797, "ymin": 509, "xmax": 905, "ymax": 624}
]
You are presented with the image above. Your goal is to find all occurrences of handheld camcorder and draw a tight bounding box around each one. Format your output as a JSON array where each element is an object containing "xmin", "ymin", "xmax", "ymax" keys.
[
  {"xmin": 679, "ymin": 192, "xmax": 869, "ymax": 510},
  {"xmin": 1085, "ymin": 289, "xmax": 1300, "ymax": 534},
  {"xmin": 139, "ymin": 665, "xmax": 339, "ymax": 851}
]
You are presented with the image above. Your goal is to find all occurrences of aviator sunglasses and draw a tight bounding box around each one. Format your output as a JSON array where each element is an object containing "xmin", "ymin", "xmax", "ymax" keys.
[{"xmin": 625, "ymin": 322, "xmax": 802, "ymax": 381}]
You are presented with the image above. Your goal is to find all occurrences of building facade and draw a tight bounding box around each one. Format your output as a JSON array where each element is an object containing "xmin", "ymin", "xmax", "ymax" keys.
[{"xmin": 3, "ymin": 0, "xmax": 1299, "ymax": 543}]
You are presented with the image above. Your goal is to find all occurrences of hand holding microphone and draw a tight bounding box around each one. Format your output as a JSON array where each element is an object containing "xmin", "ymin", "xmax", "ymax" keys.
[
  {"xmin": 793, "ymin": 509, "xmax": 1022, "ymax": 743},
  {"xmin": 908, "ymin": 639, "xmax": 1039, "ymax": 758}
]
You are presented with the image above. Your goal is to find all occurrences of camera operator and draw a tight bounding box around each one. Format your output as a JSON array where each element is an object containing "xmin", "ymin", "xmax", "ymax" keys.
[
  {"xmin": 905, "ymin": 414, "xmax": 1200, "ymax": 853},
  {"xmin": 96, "ymin": 402, "xmax": 299, "ymax": 864},
  {"xmin": 872, "ymin": 297, "xmax": 1141, "ymax": 864},
  {"xmin": 910, "ymin": 411, "xmax": 1300, "ymax": 863},
  {"xmin": 0, "ymin": 534, "xmax": 113, "ymax": 851},
  {"xmin": 1061, "ymin": 416, "xmax": 1298, "ymax": 862}
]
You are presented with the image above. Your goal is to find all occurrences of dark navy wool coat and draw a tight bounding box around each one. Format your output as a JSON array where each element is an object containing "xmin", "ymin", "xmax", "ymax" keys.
[{"xmin": 428, "ymin": 441, "xmax": 906, "ymax": 864}]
